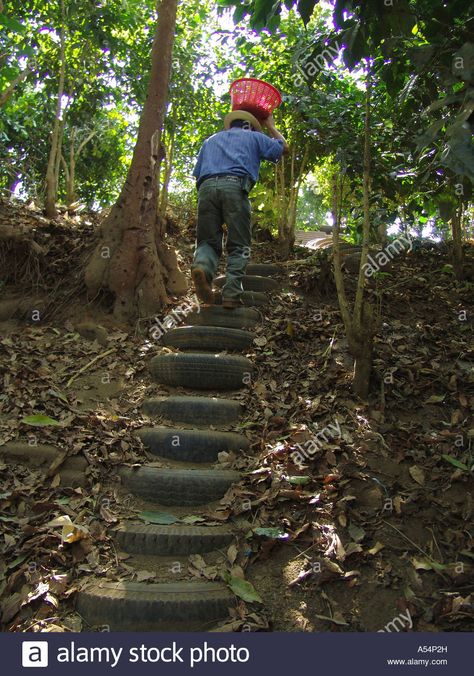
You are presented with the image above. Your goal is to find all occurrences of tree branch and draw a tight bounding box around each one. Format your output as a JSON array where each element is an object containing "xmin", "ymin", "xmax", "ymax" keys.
[
  {"xmin": 0, "ymin": 63, "xmax": 33, "ymax": 108},
  {"xmin": 60, "ymin": 154, "xmax": 70, "ymax": 182},
  {"xmin": 77, "ymin": 130, "xmax": 96, "ymax": 157}
]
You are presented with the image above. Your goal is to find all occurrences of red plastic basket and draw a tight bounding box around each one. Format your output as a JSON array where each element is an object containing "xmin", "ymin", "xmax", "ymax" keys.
[{"xmin": 230, "ymin": 78, "xmax": 282, "ymax": 120}]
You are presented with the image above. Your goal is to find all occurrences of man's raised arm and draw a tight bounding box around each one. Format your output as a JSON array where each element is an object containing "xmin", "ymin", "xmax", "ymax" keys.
[{"xmin": 262, "ymin": 114, "xmax": 289, "ymax": 154}]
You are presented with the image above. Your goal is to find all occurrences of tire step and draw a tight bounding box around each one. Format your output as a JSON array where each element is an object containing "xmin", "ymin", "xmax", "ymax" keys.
[
  {"xmin": 246, "ymin": 263, "xmax": 281, "ymax": 277},
  {"xmin": 76, "ymin": 580, "xmax": 234, "ymax": 631},
  {"xmin": 186, "ymin": 306, "xmax": 260, "ymax": 329},
  {"xmin": 142, "ymin": 395, "xmax": 242, "ymax": 426},
  {"xmin": 214, "ymin": 274, "xmax": 279, "ymax": 292},
  {"xmin": 151, "ymin": 352, "xmax": 253, "ymax": 391},
  {"xmin": 119, "ymin": 467, "xmax": 240, "ymax": 505},
  {"xmin": 161, "ymin": 325, "xmax": 253, "ymax": 352},
  {"xmin": 114, "ymin": 522, "xmax": 234, "ymax": 555},
  {"xmin": 137, "ymin": 427, "xmax": 249, "ymax": 462},
  {"xmin": 213, "ymin": 290, "xmax": 269, "ymax": 307}
]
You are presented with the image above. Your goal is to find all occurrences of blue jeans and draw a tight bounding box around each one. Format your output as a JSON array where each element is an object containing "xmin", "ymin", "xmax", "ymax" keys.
[{"xmin": 192, "ymin": 176, "xmax": 252, "ymax": 300}]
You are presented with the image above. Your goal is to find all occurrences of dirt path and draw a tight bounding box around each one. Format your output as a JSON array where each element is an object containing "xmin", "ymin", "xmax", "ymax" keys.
[{"xmin": 0, "ymin": 238, "xmax": 473, "ymax": 632}]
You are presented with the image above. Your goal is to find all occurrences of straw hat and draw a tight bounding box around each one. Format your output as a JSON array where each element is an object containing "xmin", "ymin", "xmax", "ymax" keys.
[{"xmin": 224, "ymin": 110, "xmax": 262, "ymax": 132}]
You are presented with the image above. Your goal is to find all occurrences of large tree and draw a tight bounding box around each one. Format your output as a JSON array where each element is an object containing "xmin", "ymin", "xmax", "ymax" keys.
[{"xmin": 84, "ymin": 0, "xmax": 186, "ymax": 321}]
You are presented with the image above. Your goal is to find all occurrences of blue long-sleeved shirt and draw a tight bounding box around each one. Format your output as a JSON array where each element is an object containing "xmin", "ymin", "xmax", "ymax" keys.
[{"xmin": 193, "ymin": 127, "xmax": 284, "ymax": 184}]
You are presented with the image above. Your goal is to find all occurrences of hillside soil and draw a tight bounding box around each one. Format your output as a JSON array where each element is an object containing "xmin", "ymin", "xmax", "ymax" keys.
[{"xmin": 0, "ymin": 199, "xmax": 473, "ymax": 632}]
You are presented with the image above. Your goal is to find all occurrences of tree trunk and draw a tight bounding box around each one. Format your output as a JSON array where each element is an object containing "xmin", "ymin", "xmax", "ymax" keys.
[
  {"xmin": 351, "ymin": 302, "xmax": 375, "ymax": 398},
  {"xmin": 84, "ymin": 0, "xmax": 187, "ymax": 321},
  {"xmin": 286, "ymin": 144, "xmax": 308, "ymax": 247},
  {"xmin": 45, "ymin": 0, "xmax": 66, "ymax": 219},
  {"xmin": 276, "ymin": 157, "xmax": 287, "ymax": 241},
  {"xmin": 158, "ymin": 103, "xmax": 176, "ymax": 217},
  {"xmin": 331, "ymin": 64, "xmax": 376, "ymax": 400},
  {"xmin": 62, "ymin": 127, "xmax": 96, "ymax": 211},
  {"xmin": 451, "ymin": 204, "xmax": 464, "ymax": 280},
  {"xmin": 332, "ymin": 172, "xmax": 352, "ymax": 334},
  {"xmin": 277, "ymin": 146, "xmax": 309, "ymax": 259},
  {"xmin": 276, "ymin": 156, "xmax": 290, "ymax": 257},
  {"xmin": 377, "ymin": 220, "xmax": 388, "ymax": 247},
  {"xmin": 66, "ymin": 127, "xmax": 76, "ymax": 208}
]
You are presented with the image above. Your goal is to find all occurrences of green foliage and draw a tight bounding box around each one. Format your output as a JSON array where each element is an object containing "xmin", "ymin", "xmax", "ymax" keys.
[
  {"xmin": 0, "ymin": 0, "xmax": 156, "ymax": 205},
  {"xmin": 441, "ymin": 454, "xmax": 469, "ymax": 472},
  {"xmin": 21, "ymin": 414, "xmax": 61, "ymax": 426},
  {"xmin": 0, "ymin": 0, "xmax": 472, "ymax": 238},
  {"xmin": 219, "ymin": 0, "xmax": 473, "ymax": 240},
  {"xmin": 164, "ymin": 0, "xmax": 228, "ymax": 197},
  {"xmin": 221, "ymin": 571, "xmax": 264, "ymax": 603},
  {"xmin": 295, "ymin": 182, "xmax": 327, "ymax": 229},
  {"xmin": 252, "ymin": 526, "xmax": 289, "ymax": 539}
]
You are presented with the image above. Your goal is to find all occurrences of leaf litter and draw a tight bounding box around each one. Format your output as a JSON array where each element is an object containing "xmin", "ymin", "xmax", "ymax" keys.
[{"xmin": 0, "ymin": 209, "xmax": 473, "ymax": 632}]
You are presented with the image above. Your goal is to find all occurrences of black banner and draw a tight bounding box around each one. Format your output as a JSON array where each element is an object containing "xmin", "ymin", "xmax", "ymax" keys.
[{"xmin": 3, "ymin": 631, "xmax": 469, "ymax": 674}]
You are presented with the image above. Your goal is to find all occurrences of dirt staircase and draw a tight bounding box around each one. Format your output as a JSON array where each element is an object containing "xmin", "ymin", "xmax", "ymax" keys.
[{"xmin": 75, "ymin": 263, "xmax": 282, "ymax": 631}]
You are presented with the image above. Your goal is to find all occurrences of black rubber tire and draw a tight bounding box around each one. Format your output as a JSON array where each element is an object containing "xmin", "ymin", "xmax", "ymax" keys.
[
  {"xmin": 213, "ymin": 290, "xmax": 268, "ymax": 307},
  {"xmin": 119, "ymin": 467, "xmax": 240, "ymax": 505},
  {"xmin": 246, "ymin": 263, "xmax": 281, "ymax": 277},
  {"xmin": 324, "ymin": 243, "xmax": 356, "ymax": 254},
  {"xmin": 76, "ymin": 580, "xmax": 234, "ymax": 631},
  {"xmin": 241, "ymin": 290, "xmax": 269, "ymax": 306},
  {"xmin": 186, "ymin": 306, "xmax": 260, "ymax": 329},
  {"xmin": 151, "ymin": 353, "xmax": 253, "ymax": 391},
  {"xmin": 161, "ymin": 325, "xmax": 254, "ymax": 352},
  {"xmin": 137, "ymin": 427, "xmax": 249, "ymax": 462},
  {"xmin": 142, "ymin": 395, "xmax": 242, "ymax": 426},
  {"xmin": 214, "ymin": 274, "xmax": 279, "ymax": 292},
  {"xmin": 113, "ymin": 522, "xmax": 234, "ymax": 555}
]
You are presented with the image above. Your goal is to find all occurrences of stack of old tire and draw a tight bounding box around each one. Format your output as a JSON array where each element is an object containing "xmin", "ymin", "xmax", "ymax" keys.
[{"xmin": 76, "ymin": 263, "xmax": 281, "ymax": 631}]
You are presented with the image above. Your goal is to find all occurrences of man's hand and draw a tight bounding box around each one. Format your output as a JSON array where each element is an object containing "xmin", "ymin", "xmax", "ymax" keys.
[
  {"xmin": 263, "ymin": 114, "xmax": 289, "ymax": 154},
  {"xmin": 263, "ymin": 113, "xmax": 276, "ymax": 130}
]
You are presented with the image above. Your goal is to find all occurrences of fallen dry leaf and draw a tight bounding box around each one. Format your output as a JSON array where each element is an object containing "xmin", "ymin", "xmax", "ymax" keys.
[{"xmin": 409, "ymin": 465, "xmax": 425, "ymax": 485}]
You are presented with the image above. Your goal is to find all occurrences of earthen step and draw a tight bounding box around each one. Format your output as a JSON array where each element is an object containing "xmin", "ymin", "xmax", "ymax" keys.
[{"xmin": 0, "ymin": 442, "xmax": 87, "ymax": 487}]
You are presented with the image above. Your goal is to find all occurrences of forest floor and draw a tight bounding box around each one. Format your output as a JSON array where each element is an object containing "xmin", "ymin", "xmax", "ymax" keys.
[{"xmin": 0, "ymin": 199, "xmax": 473, "ymax": 633}]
